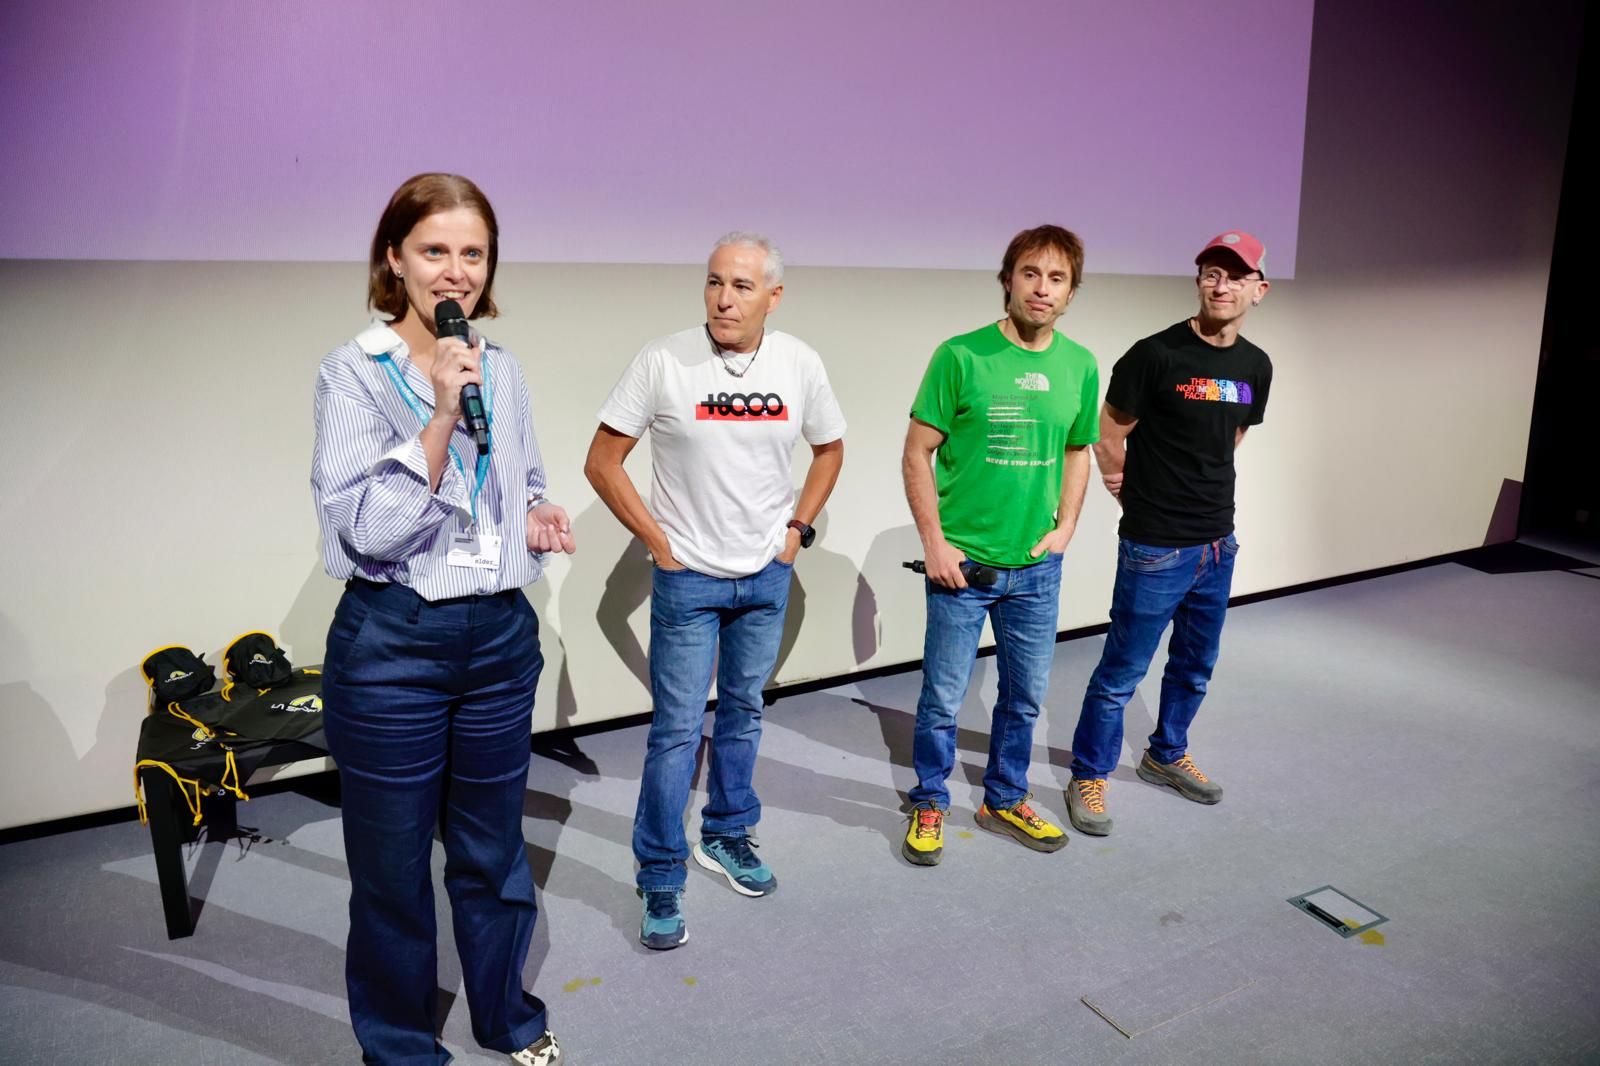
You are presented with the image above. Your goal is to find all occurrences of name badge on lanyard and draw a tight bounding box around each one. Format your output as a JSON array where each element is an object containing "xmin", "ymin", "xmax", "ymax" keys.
[{"xmin": 447, "ymin": 531, "xmax": 503, "ymax": 570}]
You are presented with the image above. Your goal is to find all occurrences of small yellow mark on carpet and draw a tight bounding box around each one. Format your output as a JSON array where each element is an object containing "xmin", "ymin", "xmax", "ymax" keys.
[
  {"xmin": 683, "ymin": 976, "xmax": 699, "ymax": 986},
  {"xmin": 956, "ymin": 830, "xmax": 975, "ymax": 839},
  {"xmin": 562, "ymin": 976, "xmax": 604, "ymax": 993},
  {"xmin": 1359, "ymin": 930, "xmax": 1386, "ymax": 946}
]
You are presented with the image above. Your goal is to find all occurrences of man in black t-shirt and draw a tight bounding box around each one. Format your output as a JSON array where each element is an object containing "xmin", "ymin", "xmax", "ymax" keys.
[{"xmin": 1065, "ymin": 231, "xmax": 1274, "ymax": 836}]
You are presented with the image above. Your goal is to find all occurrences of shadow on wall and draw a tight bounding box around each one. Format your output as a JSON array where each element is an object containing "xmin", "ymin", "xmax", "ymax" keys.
[
  {"xmin": 60, "ymin": 640, "xmax": 174, "ymax": 832},
  {"xmin": 553, "ymin": 496, "xmax": 653, "ymax": 729},
  {"xmin": 553, "ymin": 503, "xmax": 882, "ymax": 717},
  {"xmin": 771, "ymin": 511, "xmax": 862, "ymax": 686},
  {"xmin": 5, "ymin": 653, "xmax": 236, "ymax": 832},
  {"xmin": 279, "ymin": 561, "xmax": 343, "ymax": 666},
  {"xmin": 855, "ymin": 523, "xmax": 928, "ymax": 666},
  {"xmin": 595, "ymin": 531, "xmax": 652, "ymax": 692},
  {"xmin": 1, "ymin": 582, "xmax": 344, "ymax": 832},
  {"xmin": 0, "ymin": 612, "xmax": 77, "ymax": 825},
  {"xmin": 1484, "ymin": 478, "xmax": 1521, "ymax": 545},
  {"xmin": 0, "ymin": 677, "xmax": 82, "ymax": 830},
  {"xmin": 524, "ymin": 576, "xmax": 578, "ymax": 730}
]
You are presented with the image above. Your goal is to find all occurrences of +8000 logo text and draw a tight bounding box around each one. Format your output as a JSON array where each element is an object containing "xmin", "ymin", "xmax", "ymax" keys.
[{"xmin": 696, "ymin": 392, "xmax": 789, "ymax": 421}]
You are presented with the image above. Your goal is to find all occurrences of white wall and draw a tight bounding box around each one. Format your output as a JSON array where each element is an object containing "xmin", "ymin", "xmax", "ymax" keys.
[
  {"xmin": 0, "ymin": 257, "xmax": 1551, "ymax": 829},
  {"xmin": 0, "ymin": 0, "xmax": 1582, "ymax": 829}
]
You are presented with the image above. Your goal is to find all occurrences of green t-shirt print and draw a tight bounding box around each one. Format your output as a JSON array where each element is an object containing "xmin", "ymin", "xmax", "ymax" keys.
[{"xmin": 909, "ymin": 324, "xmax": 1100, "ymax": 568}]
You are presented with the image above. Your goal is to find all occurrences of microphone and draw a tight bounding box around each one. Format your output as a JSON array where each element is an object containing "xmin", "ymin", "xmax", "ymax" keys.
[
  {"xmin": 434, "ymin": 299, "xmax": 489, "ymax": 455},
  {"xmin": 903, "ymin": 559, "xmax": 1000, "ymax": 588}
]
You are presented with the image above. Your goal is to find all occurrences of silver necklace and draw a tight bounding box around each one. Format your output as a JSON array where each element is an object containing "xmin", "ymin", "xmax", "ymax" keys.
[{"xmin": 706, "ymin": 325, "xmax": 762, "ymax": 378}]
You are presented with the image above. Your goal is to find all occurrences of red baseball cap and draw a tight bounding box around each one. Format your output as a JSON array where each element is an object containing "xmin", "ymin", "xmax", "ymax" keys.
[{"xmin": 1195, "ymin": 231, "xmax": 1266, "ymax": 275}]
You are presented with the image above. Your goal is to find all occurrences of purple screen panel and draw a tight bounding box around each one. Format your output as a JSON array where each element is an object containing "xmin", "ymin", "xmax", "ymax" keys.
[{"xmin": 0, "ymin": 1, "xmax": 1313, "ymax": 275}]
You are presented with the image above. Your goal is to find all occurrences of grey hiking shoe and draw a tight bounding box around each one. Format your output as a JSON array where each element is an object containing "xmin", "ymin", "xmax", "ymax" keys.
[
  {"xmin": 1066, "ymin": 777, "xmax": 1113, "ymax": 835},
  {"xmin": 1136, "ymin": 750, "xmax": 1223, "ymax": 804}
]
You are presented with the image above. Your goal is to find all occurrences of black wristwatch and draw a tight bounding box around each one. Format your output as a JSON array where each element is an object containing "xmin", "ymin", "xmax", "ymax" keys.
[{"xmin": 786, "ymin": 519, "xmax": 815, "ymax": 548}]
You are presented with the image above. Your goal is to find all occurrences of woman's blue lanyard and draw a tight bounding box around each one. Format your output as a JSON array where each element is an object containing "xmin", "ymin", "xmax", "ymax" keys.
[{"xmin": 375, "ymin": 346, "xmax": 494, "ymax": 525}]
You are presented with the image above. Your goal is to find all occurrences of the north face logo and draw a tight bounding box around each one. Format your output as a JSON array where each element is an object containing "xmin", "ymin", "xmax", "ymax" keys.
[
  {"xmin": 250, "ymin": 653, "xmax": 271, "ymax": 665},
  {"xmin": 166, "ymin": 669, "xmax": 191, "ymax": 683},
  {"xmin": 1014, "ymin": 373, "xmax": 1050, "ymax": 392}
]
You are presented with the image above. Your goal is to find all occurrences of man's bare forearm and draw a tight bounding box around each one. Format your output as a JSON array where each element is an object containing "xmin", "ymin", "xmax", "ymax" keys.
[
  {"xmin": 794, "ymin": 439, "xmax": 844, "ymax": 524},
  {"xmin": 587, "ymin": 463, "xmax": 671, "ymax": 558},
  {"xmin": 902, "ymin": 446, "xmax": 947, "ymax": 552},
  {"xmin": 583, "ymin": 430, "xmax": 674, "ymax": 561},
  {"xmin": 1056, "ymin": 446, "xmax": 1090, "ymax": 531},
  {"xmin": 1092, "ymin": 436, "xmax": 1125, "ymax": 478},
  {"xmin": 1095, "ymin": 403, "xmax": 1137, "ymax": 498}
]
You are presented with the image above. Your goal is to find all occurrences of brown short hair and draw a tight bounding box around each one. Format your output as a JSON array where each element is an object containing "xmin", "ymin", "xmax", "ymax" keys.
[
  {"xmin": 998, "ymin": 225, "xmax": 1085, "ymax": 307},
  {"xmin": 367, "ymin": 173, "xmax": 500, "ymax": 321}
]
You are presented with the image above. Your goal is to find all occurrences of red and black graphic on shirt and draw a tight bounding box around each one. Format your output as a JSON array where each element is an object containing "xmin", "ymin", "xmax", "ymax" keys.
[{"xmin": 696, "ymin": 391, "xmax": 789, "ymax": 421}]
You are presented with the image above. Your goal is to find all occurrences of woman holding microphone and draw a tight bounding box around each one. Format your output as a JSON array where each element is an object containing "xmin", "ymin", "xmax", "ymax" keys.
[{"xmin": 312, "ymin": 173, "xmax": 572, "ymax": 1065}]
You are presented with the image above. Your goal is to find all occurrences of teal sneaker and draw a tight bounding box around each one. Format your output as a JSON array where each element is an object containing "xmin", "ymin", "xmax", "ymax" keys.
[
  {"xmin": 693, "ymin": 835, "xmax": 777, "ymax": 897},
  {"xmin": 639, "ymin": 889, "xmax": 687, "ymax": 950}
]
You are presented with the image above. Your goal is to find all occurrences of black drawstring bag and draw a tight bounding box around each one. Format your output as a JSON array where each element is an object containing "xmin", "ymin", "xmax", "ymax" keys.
[
  {"xmin": 141, "ymin": 646, "xmax": 217, "ymax": 706},
  {"xmin": 225, "ymin": 632, "xmax": 293, "ymax": 691},
  {"xmin": 134, "ymin": 637, "xmax": 326, "ymax": 830},
  {"xmin": 219, "ymin": 668, "xmax": 328, "ymax": 751},
  {"xmin": 134, "ymin": 709, "xmax": 269, "ymax": 826}
]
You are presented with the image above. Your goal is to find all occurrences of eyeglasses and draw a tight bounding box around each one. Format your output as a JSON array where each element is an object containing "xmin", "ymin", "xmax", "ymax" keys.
[{"xmin": 1199, "ymin": 269, "xmax": 1263, "ymax": 290}]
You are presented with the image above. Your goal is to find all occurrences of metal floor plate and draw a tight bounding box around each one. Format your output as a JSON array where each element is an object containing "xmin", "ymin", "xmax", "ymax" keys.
[{"xmin": 1288, "ymin": 885, "xmax": 1388, "ymax": 938}]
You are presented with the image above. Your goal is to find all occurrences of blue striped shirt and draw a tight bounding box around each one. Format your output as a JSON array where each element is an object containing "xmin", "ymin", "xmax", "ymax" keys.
[{"xmin": 311, "ymin": 322, "xmax": 551, "ymax": 600}]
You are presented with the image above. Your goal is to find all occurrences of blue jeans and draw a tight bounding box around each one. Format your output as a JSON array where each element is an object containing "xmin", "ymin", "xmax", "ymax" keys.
[
  {"xmin": 323, "ymin": 579, "xmax": 548, "ymax": 1066},
  {"xmin": 909, "ymin": 552, "xmax": 1063, "ymax": 811},
  {"xmin": 1071, "ymin": 535, "xmax": 1239, "ymax": 778},
  {"xmin": 633, "ymin": 559, "xmax": 791, "ymax": 892}
]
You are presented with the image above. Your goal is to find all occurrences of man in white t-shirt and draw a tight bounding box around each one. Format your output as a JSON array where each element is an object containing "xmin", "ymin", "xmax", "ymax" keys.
[{"xmin": 584, "ymin": 232, "xmax": 847, "ymax": 951}]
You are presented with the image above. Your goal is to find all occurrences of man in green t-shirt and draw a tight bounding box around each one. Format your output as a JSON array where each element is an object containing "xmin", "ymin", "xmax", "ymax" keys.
[{"xmin": 900, "ymin": 225, "xmax": 1100, "ymax": 866}]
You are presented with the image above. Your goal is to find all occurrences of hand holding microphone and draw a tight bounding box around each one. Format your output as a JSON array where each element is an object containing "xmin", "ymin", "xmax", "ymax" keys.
[{"xmin": 434, "ymin": 298, "xmax": 490, "ymax": 455}]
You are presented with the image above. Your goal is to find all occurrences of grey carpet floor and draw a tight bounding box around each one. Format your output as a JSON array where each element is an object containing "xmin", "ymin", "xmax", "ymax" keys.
[{"xmin": 2, "ymin": 556, "xmax": 1598, "ymax": 1064}]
